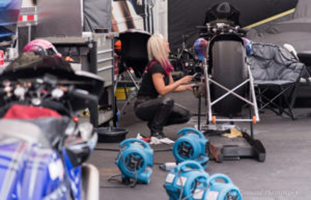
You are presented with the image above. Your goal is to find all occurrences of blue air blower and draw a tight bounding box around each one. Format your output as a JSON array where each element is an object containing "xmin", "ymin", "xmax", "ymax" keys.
[
  {"xmin": 116, "ymin": 138, "xmax": 153, "ymax": 184},
  {"xmin": 164, "ymin": 161, "xmax": 210, "ymax": 200},
  {"xmin": 164, "ymin": 161, "xmax": 242, "ymax": 200},
  {"xmin": 173, "ymin": 128, "xmax": 209, "ymax": 168},
  {"xmin": 204, "ymin": 174, "xmax": 242, "ymax": 200}
]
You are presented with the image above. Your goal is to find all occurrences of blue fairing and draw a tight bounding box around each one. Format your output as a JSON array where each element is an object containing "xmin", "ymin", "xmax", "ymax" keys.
[
  {"xmin": 0, "ymin": 139, "xmax": 28, "ymax": 199},
  {"xmin": 0, "ymin": 0, "xmax": 12, "ymax": 8},
  {"xmin": 0, "ymin": 136, "xmax": 70, "ymax": 200},
  {"xmin": 62, "ymin": 148, "xmax": 82, "ymax": 200}
]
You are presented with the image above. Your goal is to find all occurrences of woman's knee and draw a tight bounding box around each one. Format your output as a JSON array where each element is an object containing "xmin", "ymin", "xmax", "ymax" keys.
[
  {"xmin": 175, "ymin": 108, "xmax": 191, "ymax": 123},
  {"xmin": 169, "ymin": 106, "xmax": 191, "ymax": 125},
  {"xmin": 184, "ymin": 109, "xmax": 191, "ymax": 122},
  {"xmin": 177, "ymin": 106, "xmax": 191, "ymax": 123}
]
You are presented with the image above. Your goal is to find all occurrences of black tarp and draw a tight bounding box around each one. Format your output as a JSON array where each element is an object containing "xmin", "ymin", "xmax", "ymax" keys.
[
  {"xmin": 168, "ymin": 0, "xmax": 298, "ymax": 52},
  {"xmin": 248, "ymin": 0, "xmax": 311, "ymax": 52},
  {"xmin": 83, "ymin": 0, "xmax": 112, "ymax": 32}
]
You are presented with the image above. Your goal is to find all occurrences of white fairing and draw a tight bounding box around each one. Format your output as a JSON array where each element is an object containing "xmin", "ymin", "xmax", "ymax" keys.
[{"xmin": 82, "ymin": 163, "xmax": 99, "ymax": 200}]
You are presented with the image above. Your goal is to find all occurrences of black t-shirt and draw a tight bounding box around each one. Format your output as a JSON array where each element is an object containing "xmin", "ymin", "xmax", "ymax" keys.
[{"xmin": 137, "ymin": 63, "xmax": 170, "ymax": 99}]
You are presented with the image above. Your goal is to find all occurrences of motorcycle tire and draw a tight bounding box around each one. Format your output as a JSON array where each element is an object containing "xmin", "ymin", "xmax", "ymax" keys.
[{"xmin": 210, "ymin": 40, "xmax": 247, "ymax": 117}]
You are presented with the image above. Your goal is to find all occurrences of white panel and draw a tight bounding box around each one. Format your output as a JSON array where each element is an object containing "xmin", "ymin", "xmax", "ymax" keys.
[
  {"xmin": 22, "ymin": 0, "xmax": 35, "ymax": 7},
  {"xmin": 153, "ymin": 0, "xmax": 168, "ymax": 38}
]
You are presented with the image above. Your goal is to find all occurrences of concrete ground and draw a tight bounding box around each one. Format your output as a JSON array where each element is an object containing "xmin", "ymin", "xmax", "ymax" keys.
[{"xmin": 89, "ymin": 91, "xmax": 311, "ymax": 200}]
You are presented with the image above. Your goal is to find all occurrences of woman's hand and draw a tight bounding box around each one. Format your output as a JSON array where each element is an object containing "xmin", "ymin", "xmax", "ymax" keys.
[
  {"xmin": 174, "ymin": 83, "xmax": 195, "ymax": 92},
  {"xmin": 178, "ymin": 75, "xmax": 194, "ymax": 85},
  {"xmin": 172, "ymin": 75, "xmax": 194, "ymax": 92}
]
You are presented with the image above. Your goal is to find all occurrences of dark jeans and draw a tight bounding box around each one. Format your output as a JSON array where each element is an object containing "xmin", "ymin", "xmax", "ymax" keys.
[{"xmin": 134, "ymin": 96, "xmax": 191, "ymax": 135}]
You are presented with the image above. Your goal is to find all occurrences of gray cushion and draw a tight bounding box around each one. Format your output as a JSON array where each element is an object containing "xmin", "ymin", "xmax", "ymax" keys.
[{"xmin": 249, "ymin": 42, "xmax": 305, "ymax": 83}]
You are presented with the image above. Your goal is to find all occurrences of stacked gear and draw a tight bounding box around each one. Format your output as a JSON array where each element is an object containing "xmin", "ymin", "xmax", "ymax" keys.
[
  {"xmin": 164, "ymin": 161, "xmax": 242, "ymax": 200},
  {"xmin": 116, "ymin": 138, "xmax": 153, "ymax": 184},
  {"xmin": 23, "ymin": 39, "xmax": 62, "ymax": 58},
  {"xmin": 164, "ymin": 161, "xmax": 210, "ymax": 200},
  {"xmin": 173, "ymin": 127, "xmax": 209, "ymax": 168}
]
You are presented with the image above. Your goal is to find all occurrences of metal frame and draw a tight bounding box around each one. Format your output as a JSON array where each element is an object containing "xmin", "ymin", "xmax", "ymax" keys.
[
  {"xmin": 114, "ymin": 69, "xmax": 142, "ymax": 114},
  {"xmin": 200, "ymin": 58, "xmax": 265, "ymax": 163},
  {"xmin": 203, "ymin": 58, "xmax": 260, "ymax": 124},
  {"xmin": 255, "ymin": 81, "xmax": 300, "ymax": 120}
]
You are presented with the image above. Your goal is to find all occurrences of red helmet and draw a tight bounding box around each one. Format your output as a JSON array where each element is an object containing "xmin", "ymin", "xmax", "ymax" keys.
[{"xmin": 23, "ymin": 39, "xmax": 62, "ymax": 57}]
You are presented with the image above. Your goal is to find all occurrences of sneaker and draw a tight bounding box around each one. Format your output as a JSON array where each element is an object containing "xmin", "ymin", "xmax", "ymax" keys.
[
  {"xmin": 150, "ymin": 132, "xmax": 175, "ymax": 145},
  {"xmin": 150, "ymin": 136, "xmax": 174, "ymax": 145},
  {"xmin": 136, "ymin": 133, "xmax": 151, "ymax": 143},
  {"xmin": 158, "ymin": 137, "xmax": 174, "ymax": 144},
  {"xmin": 151, "ymin": 132, "xmax": 166, "ymax": 139}
]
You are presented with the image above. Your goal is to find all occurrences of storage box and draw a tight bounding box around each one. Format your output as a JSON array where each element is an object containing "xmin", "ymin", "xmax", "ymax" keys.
[{"xmin": 115, "ymin": 87, "xmax": 130, "ymax": 100}]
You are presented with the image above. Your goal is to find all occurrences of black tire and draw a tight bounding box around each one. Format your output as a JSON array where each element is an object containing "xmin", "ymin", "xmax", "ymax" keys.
[
  {"xmin": 216, "ymin": 150, "xmax": 223, "ymax": 163},
  {"xmin": 210, "ymin": 40, "xmax": 247, "ymax": 116},
  {"xmin": 258, "ymin": 153, "xmax": 266, "ymax": 162}
]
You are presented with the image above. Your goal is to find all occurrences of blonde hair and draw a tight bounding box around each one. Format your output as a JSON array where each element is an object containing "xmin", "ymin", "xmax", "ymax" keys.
[{"xmin": 147, "ymin": 33, "xmax": 170, "ymax": 70}]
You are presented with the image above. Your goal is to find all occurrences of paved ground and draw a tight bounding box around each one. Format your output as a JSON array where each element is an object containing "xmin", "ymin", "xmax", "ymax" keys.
[{"xmin": 89, "ymin": 91, "xmax": 311, "ymax": 200}]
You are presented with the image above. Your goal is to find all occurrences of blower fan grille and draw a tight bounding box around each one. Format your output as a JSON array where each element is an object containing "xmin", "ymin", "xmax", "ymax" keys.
[
  {"xmin": 173, "ymin": 128, "xmax": 209, "ymax": 168},
  {"xmin": 226, "ymin": 189, "xmax": 241, "ymax": 200},
  {"xmin": 125, "ymin": 152, "xmax": 144, "ymax": 171},
  {"xmin": 177, "ymin": 141, "xmax": 194, "ymax": 159}
]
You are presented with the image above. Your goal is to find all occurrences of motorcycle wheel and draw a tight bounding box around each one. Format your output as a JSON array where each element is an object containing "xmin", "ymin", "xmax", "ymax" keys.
[{"xmin": 210, "ymin": 40, "xmax": 247, "ymax": 117}]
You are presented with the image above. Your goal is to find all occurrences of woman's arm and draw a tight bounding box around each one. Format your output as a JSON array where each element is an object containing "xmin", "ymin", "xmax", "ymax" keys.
[
  {"xmin": 152, "ymin": 73, "xmax": 193, "ymax": 96},
  {"xmin": 169, "ymin": 74, "xmax": 193, "ymax": 92},
  {"xmin": 174, "ymin": 84, "xmax": 194, "ymax": 92}
]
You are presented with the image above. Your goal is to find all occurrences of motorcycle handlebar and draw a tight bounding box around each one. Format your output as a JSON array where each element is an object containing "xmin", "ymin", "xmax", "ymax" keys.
[
  {"xmin": 71, "ymin": 88, "xmax": 98, "ymax": 103},
  {"xmin": 199, "ymin": 23, "xmax": 248, "ymax": 37}
]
